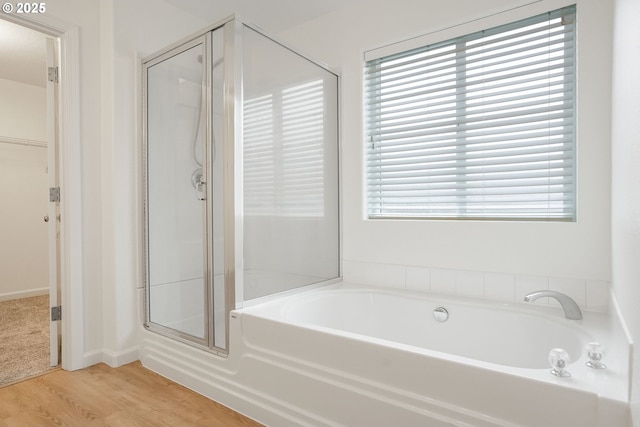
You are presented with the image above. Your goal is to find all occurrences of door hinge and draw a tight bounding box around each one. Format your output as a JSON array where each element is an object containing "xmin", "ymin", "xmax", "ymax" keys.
[
  {"xmin": 49, "ymin": 187, "xmax": 60, "ymax": 202},
  {"xmin": 48, "ymin": 66, "xmax": 59, "ymax": 83},
  {"xmin": 51, "ymin": 306, "xmax": 62, "ymax": 321}
]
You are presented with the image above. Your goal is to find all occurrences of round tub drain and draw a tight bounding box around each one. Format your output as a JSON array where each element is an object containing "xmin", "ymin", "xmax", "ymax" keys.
[{"xmin": 433, "ymin": 307, "xmax": 449, "ymax": 322}]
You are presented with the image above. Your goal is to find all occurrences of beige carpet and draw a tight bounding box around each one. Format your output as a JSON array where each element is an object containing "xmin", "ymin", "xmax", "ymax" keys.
[{"xmin": 0, "ymin": 295, "xmax": 56, "ymax": 386}]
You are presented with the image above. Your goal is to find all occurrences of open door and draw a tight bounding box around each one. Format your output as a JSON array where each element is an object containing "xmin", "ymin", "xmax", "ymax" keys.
[{"xmin": 46, "ymin": 37, "xmax": 60, "ymax": 367}]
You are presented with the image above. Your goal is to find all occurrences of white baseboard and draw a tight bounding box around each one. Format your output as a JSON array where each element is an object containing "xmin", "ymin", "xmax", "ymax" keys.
[
  {"xmin": 102, "ymin": 346, "xmax": 140, "ymax": 368},
  {"xmin": 82, "ymin": 347, "xmax": 140, "ymax": 370},
  {"xmin": 0, "ymin": 287, "xmax": 49, "ymax": 302},
  {"xmin": 82, "ymin": 349, "xmax": 103, "ymax": 368}
]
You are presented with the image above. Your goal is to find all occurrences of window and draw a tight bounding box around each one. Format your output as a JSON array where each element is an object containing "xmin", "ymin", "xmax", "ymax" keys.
[{"xmin": 365, "ymin": 6, "xmax": 576, "ymax": 220}]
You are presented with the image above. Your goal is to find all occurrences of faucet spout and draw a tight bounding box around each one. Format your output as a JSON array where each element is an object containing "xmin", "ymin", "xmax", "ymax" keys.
[{"xmin": 524, "ymin": 290, "xmax": 583, "ymax": 320}]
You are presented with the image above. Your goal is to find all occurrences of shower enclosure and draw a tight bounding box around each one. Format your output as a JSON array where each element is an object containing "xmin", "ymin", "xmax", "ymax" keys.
[{"xmin": 143, "ymin": 18, "xmax": 340, "ymax": 354}]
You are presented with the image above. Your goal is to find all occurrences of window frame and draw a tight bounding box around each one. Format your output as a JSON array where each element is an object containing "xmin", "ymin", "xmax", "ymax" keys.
[{"xmin": 364, "ymin": 5, "xmax": 577, "ymax": 222}]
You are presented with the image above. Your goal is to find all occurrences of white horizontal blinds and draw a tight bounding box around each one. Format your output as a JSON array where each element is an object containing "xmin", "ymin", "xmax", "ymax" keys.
[
  {"xmin": 366, "ymin": 6, "xmax": 576, "ymax": 220},
  {"xmin": 244, "ymin": 80, "xmax": 325, "ymax": 217},
  {"xmin": 244, "ymin": 94, "xmax": 275, "ymax": 216},
  {"xmin": 282, "ymin": 80, "xmax": 325, "ymax": 216}
]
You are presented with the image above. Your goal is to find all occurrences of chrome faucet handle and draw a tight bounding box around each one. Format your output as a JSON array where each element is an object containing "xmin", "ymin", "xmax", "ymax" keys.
[
  {"xmin": 585, "ymin": 342, "xmax": 606, "ymax": 369},
  {"xmin": 549, "ymin": 348, "xmax": 571, "ymax": 377}
]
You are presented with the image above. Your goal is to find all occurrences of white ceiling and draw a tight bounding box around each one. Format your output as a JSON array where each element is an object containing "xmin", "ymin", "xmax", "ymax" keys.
[
  {"xmin": 0, "ymin": 18, "xmax": 48, "ymax": 87},
  {"xmin": 161, "ymin": 0, "xmax": 356, "ymax": 33},
  {"xmin": 0, "ymin": 0, "xmax": 354, "ymax": 88}
]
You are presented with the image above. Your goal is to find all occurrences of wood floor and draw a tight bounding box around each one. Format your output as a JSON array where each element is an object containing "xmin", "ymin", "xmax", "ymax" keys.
[{"xmin": 0, "ymin": 361, "xmax": 264, "ymax": 427}]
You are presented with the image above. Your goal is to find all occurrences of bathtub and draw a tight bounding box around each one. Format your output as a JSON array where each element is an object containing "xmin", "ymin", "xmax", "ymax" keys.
[
  {"xmin": 235, "ymin": 282, "xmax": 631, "ymax": 427},
  {"xmin": 282, "ymin": 287, "xmax": 588, "ymax": 369}
]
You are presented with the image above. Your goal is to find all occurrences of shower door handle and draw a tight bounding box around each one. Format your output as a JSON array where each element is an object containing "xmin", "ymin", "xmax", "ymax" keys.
[
  {"xmin": 195, "ymin": 180, "xmax": 206, "ymax": 201},
  {"xmin": 191, "ymin": 168, "xmax": 205, "ymax": 201}
]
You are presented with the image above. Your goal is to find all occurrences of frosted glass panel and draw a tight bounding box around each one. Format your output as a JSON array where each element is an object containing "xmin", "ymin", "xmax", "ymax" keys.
[
  {"xmin": 147, "ymin": 43, "xmax": 207, "ymax": 340},
  {"xmin": 242, "ymin": 26, "xmax": 340, "ymax": 300}
]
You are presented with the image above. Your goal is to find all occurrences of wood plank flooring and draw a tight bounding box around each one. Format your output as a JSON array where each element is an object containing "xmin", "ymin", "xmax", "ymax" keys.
[{"xmin": 0, "ymin": 361, "xmax": 264, "ymax": 427}]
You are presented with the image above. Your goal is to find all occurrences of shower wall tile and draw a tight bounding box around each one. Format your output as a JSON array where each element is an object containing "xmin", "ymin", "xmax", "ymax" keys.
[
  {"xmin": 361, "ymin": 262, "xmax": 406, "ymax": 289},
  {"xmin": 406, "ymin": 266, "xmax": 430, "ymax": 292},
  {"xmin": 429, "ymin": 268, "xmax": 456, "ymax": 296},
  {"xmin": 484, "ymin": 273, "xmax": 515, "ymax": 302},
  {"xmin": 342, "ymin": 259, "xmax": 366, "ymax": 284},
  {"xmin": 549, "ymin": 277, "xmax": 586, "ymax": 308},
  {"xmin": 340, "ymin": 259, "xmax": 609, "ymax": 313},
  {"xmin": 149, "ymin": 279, "xmax": 204, "ymax": 327},
  {"xmin": 455, "ymin": 270, "xmax": 484, "ymax": 297}
]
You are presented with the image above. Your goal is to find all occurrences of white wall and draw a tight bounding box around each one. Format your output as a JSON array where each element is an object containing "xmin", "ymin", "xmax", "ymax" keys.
[
  {"xmin": 99, "ymin": 0, "xmax": 209, "ymax": 364},
  {"xmin": 0, "ymin": 79, "xmax": 48, "ymax": 300},
  {"xmin": 278, "ymin": 0, "xmax": 613, "ymax": 286},
  {"xmin": 0, "ymin": 144, "xmax": 48, "ymax": 299},
  {"xmin": 0, "ymin": 78, "xmax": 46, "ymax": 141},
  {"xmin": 611, "ymin": 0, "xmax": 640, "ymax": 421}
]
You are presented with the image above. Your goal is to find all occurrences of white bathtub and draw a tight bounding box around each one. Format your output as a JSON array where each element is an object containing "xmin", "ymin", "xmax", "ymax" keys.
[
  {"xmin": 283, "ymin": 288, "xmax": 590, "ymax": 369},
  {"xmin": 236, "ymin": 282, "xmax": 631, "ymax": 426}
]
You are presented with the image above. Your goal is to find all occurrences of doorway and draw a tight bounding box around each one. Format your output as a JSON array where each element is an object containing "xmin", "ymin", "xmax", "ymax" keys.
[{"xmin": 0, "ymin": 18, "xmax": 60, "ymax": 385}]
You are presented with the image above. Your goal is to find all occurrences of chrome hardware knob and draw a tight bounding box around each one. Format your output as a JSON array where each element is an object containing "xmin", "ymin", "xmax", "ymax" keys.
[
  {"xmin": 585, "ymin": 342, "xmax": 606, "ymax": 369},
  {"xmin": 549, "ymin": 348, "xmax": 571, "ymax": 377},
  {"xmin": 44, "ymin": 215, "xmax": 49, "ymax": 223}
]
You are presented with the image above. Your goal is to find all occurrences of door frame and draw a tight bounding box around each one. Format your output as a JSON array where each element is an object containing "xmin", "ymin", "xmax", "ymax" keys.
[
  {"xmin": 46, "ymin": 36, "xmax": 60, "ymax": 367},
  {"xmin": 1, "ymin": 14, "xmax": 84, "ymax": 371}
]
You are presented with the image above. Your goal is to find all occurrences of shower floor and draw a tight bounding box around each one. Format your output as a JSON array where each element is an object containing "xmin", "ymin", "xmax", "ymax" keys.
[{"xmin": 0, "ymin": 295, "xmax": 56, "ymax": 386}]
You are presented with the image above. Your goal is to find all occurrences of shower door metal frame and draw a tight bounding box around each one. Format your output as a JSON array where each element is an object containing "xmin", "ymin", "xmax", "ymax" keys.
[
  {"xmin": 142, "ymin": 33, "xmax": 221, "ymax": 353},
  {"xmin": 221, "ymin": 20, "xmax": 242, "ymax": 318}
]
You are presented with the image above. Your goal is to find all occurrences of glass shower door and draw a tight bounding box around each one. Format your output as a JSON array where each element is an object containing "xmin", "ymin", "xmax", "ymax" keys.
[{"xmin": 145, "ymin": 37, "xmax": 209, "ymax": 343}]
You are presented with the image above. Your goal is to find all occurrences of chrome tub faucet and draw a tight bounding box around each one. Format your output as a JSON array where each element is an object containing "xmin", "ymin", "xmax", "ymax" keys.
[{"xmin": 524, "ymin": 290, "xmax": 583, "ymax": 320}]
